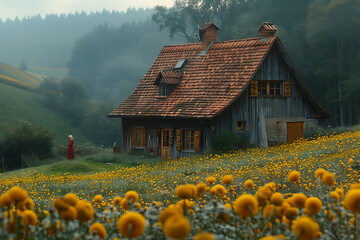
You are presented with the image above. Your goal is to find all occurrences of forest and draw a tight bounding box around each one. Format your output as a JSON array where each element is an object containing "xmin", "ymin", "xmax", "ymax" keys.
[
  {"xmin": 0, "ymin": 0, "xmax": 359, "ymax": 148},
  {"xmin": 67, "ymin": 0, "xmax": 360, "ymax": 127}
]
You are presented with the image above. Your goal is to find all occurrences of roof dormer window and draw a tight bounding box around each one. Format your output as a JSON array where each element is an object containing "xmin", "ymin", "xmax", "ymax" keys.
[
  {"xmin": 154, "ymin": 69, "xmax": 183, "ymax": 97},
  {"xmin": 159, "ymin": 78, "xmax": 177, "ymax": 96}
]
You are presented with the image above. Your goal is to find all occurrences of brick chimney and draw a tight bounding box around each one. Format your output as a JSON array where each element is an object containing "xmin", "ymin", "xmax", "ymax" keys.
[
  {"xmin": 199, "ymin": 22, "xmax": 219, "ymax": 51},
  {"xmin": 258, "ymin": 22, "xmax": 277, "ymax": 37}
]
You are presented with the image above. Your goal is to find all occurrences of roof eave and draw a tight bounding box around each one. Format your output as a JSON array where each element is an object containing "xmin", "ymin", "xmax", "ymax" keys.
[{"xmin": 107, "ymin": 114, "xmax": 211, "ymax": 120}]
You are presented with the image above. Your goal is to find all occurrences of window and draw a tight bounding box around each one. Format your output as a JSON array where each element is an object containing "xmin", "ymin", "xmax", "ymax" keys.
[
  {"xmin": 132, "ymin": 127, "xmax": 146, "ymax": 148},
  {"xmin": 159, "ymin": 81, "xmax": 177, "ymax": 96},
  {"xmin": 257, "ymin": 81, "xmax": 282, "ymax": 96},
  {"xmin": 176, "ymin": 129, "xmax": 201, "ymax": 151},
  {"xmin": 184, "ymin": 130, "xmax": 195, "ymax": 150},
  {"xmin": 159, "ymin": 83, "xmax": 168, "ymax": 96},
  {"xmin": 236, "ymin": 121, "xmax": 246, "ymax": 132}
]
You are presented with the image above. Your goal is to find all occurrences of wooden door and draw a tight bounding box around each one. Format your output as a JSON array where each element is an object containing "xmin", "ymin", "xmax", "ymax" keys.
[
  {"xmin": 161, "ymin": 129, "xmax": 170, "ymax": 160},
  {"xmin": 286, "ymin": 122, "xmax": 304, "ymax": 143}
]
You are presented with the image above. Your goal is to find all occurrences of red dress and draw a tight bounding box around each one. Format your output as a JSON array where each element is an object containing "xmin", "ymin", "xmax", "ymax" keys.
[{"xmin": 67, "ymin": 140, "xmax": 74, "ymax": 159}]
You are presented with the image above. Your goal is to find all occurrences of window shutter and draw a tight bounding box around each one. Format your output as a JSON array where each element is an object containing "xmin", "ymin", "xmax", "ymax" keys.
[
  {"xmin": 141, "ymin": 128, "xmax": 147, "ymax": 147},
  {"xmin": 176, "ymin": 129, "xmax": 183, "ymax": 151},
  {"xmin": 284, "ymin": 82, "xmax": 291, "ymax": 97},
  {"xmin": 194, "ymin": 130, "xmax": 201, "ymax": 152},
  {"xmin": 169, "ymin": 129, "xmax": 173, "ymax": 145},
  {"xmin": 131, "ymin": 128, "xmax": 137, "ymax": 147},
  {"xmin": 250, "ymin": 81, "xmax": 258, "ymax": 97}
]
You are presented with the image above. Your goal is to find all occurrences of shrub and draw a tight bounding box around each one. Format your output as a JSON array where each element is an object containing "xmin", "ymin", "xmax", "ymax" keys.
[
  {"xmin": 212, "ymin": 131, "xmax": 238, "ymax": 152},
  {"xmin": 0, "ymin": 123, "xmax": 55, "ymax": 169},
  {"xmin": 53, "ymin": 142, "xmax": 106, "ymax": 157}
]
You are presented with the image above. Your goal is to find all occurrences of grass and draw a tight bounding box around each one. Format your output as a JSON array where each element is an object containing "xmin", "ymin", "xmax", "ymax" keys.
[
  {"xmin": 0, "ymin": 130, "xmax": 359, "ymax": 206},
  {"xmin": 0, "ymin": 81, "xmax": 88, "ymax": 143},
  {"xmin": 0, "ymin": 62, "xmax": 41, "ymax": 87}
]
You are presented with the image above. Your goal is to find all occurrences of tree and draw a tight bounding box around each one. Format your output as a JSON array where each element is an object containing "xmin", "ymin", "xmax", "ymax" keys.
[
  {"xmin": 59, "ymin": 77, "xmax": 89, "ymax": 124},
  {"xmin": 307, "ymin": 0, "xmax": 360, "ymax": 126},
  {"xmin": 19, "ymin": 59, "xmax": 28, "ymax": 71},
  {"xmin": 152, "ymin": 0, "xmax": 240, "ymax": 42},
  {"xmin": 81, "ymin": 101, "xmax": 121, "ymax": 146}
]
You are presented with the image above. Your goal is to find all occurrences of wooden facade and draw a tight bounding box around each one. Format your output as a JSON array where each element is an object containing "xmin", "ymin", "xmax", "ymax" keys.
[{"xmin": 109, "ymin": 22, "xmax": 329, "ymax": 159}]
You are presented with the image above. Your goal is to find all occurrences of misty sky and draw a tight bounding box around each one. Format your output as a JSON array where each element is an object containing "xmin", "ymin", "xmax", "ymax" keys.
[{"xmin": 0, "ymin": 0, "xmax": 174, "ymax": 20}]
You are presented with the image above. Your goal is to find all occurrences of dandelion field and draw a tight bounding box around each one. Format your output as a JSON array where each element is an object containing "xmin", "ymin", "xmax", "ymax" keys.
[{"xmin": 1, "ymin": 131, "xmax": 360, "ymax": 239}]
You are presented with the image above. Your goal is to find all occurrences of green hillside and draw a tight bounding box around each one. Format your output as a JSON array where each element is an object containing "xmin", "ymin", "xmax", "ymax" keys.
[
  {"xmin": 0, "ymin": 70, "xmax": 88, "ymax": 144},
  {"xmin": 0, "ymin": 62, "xmax": 42, "ymax": 89}
]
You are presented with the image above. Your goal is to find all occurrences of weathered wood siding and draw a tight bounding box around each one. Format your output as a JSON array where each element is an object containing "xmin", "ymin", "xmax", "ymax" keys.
[
  {"xmin": 212, "ymin": 45, "xmax": 319, "ymax": 146},
  {"xmin": 122, "ymin": 117, "xmax": 212, "ymax": 159}
]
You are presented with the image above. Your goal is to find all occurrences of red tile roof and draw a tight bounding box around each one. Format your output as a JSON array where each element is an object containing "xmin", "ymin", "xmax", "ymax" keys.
[
  {"xmin": 155, "ymin": 69, "xmax": 183, "ymax": 85},
  {"xmin": 258, "ymin": 22, "xmax": 277, "ymax": 32},
  {"xmin": 109, "ymin": 36, "xmax": 277, "ymax": 118}
]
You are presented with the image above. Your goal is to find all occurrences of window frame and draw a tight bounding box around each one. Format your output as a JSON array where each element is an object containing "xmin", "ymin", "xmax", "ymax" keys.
[
  {"xmin": 257, "ymin": 80, "xmax": 283, "ymax": 97},
  {"xmin": 132, "ymin": 127, "xmax": 146, "ymax": 148},
  {"xmin": 184, "ymin": 129, "xmax": 195, "ymax": 150}
]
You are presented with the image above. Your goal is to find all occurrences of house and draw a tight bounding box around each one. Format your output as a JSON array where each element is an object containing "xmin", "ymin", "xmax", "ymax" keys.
[{"xmin": 108, "ymin": 22, "xmax": 330, "ymax": 159}]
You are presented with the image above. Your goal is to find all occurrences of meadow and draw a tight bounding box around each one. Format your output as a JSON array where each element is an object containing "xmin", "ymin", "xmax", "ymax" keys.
[{"xmin": 0, "ymin": 131, "xmax": 359, "ymax": 239}]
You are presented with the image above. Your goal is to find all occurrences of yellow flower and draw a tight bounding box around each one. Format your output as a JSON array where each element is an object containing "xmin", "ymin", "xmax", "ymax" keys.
[
  {"xmin": 206, "ymin": 176, "xmax": 216, "ymax": 185},
  {"xmin": 259, "ymin": 237, "xmax": 276, "ymax": 240},
  {"xmin": 53, "ymin": 198, "xmax": 70, "ymax": 212},
  {"xmin": 193, "ymin": 232, "xmax": 215, "ymax": 240},
  {"xmin": 210, "ymin": 184, "xmax": 227, "ymax": 197},
  {"xmin": 329, "ymin": 191, "xmax": 340, "ymax": 201},
  {"xmin": 292, "ymin": 216, "xmax": 319, "ymax": 240},
  {"xmin": 117, "ymin": 211, "xmax": 145, "ymax": 238},
  {"xmin": 288, "ymin": 171, "xmax": 300, "ymax": 183},
  {"xmin": 159, "ymin": 205, "xmax": 184, "ymax": 225},
  {"xmin": 93, "ymin": 195, "xmax": 103, "ymax": 203},
  {"xmin": 195, "ymin": 182, "xmax": 209, "ymax": 197},
  {"xmin": 177, "ymin": 199, "xmax": 194, "ymax": 210},
  {"xmin": 21, "ymin": 210, "xmax": 37, "ymax": 226},
  {"xmin": 305, "ymin": 197, "xmax": 322, "ymax": 215},
  {"xmin": 76, "ymin": 200, "xmax": 94, "ymax": 222},
  {"xmin": 335, "ymin": 188, "xmax": 344, "ymax": 197},
  {"xmin": 9, "ymin": 186, "xmax": 28, "ymax": 203},
  {"xmin": 314, "ymin": 168, "xmax": 326, "ymax": 179},
  {"xmin": 175, "ymin": 185, "xmax": 194, "ymax": 199},
  {"xmin": 163, "ymin": 215, "xmax": 191, "ymax": 240},
  {"xmin": 344, "ymin": 189, "xmax": 360, "ymax": 212},
  {"xmin": 125, "ymin": 191, "xmax": 139, "ymax": 203},
  {"xmin": 90, "ymin": 222, "xmax": 107, "ymax": 239},
  {"xmin": 221, "ymin": 175, "xmax": 234, "ymax": 185},
  {"xmin": 0, "ymin": 192, "xmax": 13, "ymax": 207},
  {"xmin": 60, "ymin": 206, "xmax": 77, "ymax": 221},
  {"xmin": 270, "ymin": 193, "xmax": 284, "ymax": 206},
  {"xmin": 284, "ymin": 207, "xmax": 298, "ymax": 220},
  {"xmin": 263, "ymin": 204, "xmax": 276, "ymax": 218},
  {"xmin": 113, "ymin": 196, "xmax": 122, "ymax": 205},
  {"xmin": 233, "ymin": 194, "xmax": 258, "ymax": 218},
  {"xmin": 64, "ymin": 193, "xmax": 78, "ymax": 206},
  {"xmin": 244, "ymin": 179, "xmax": 254, "ymax": 189},
  {"xmin": 291, "ymin": 193, "xmax": 307, "ymax": 209},
  {"xmin": 19, "ymin": 198, "xmax": 34, "ymax": 211},
  {"xmin": 120, "ymin": 198, "xmax": 129, "ymax": 210},
  {"xmin": 322, "ymin": 172, "xmax": 335, "ymax": 186}
]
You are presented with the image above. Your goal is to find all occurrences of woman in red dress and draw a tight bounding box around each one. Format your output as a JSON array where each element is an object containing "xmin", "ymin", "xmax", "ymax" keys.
[{"xmin": 67, "ymin": 135, "xmax": 74, "ymax": 160}]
